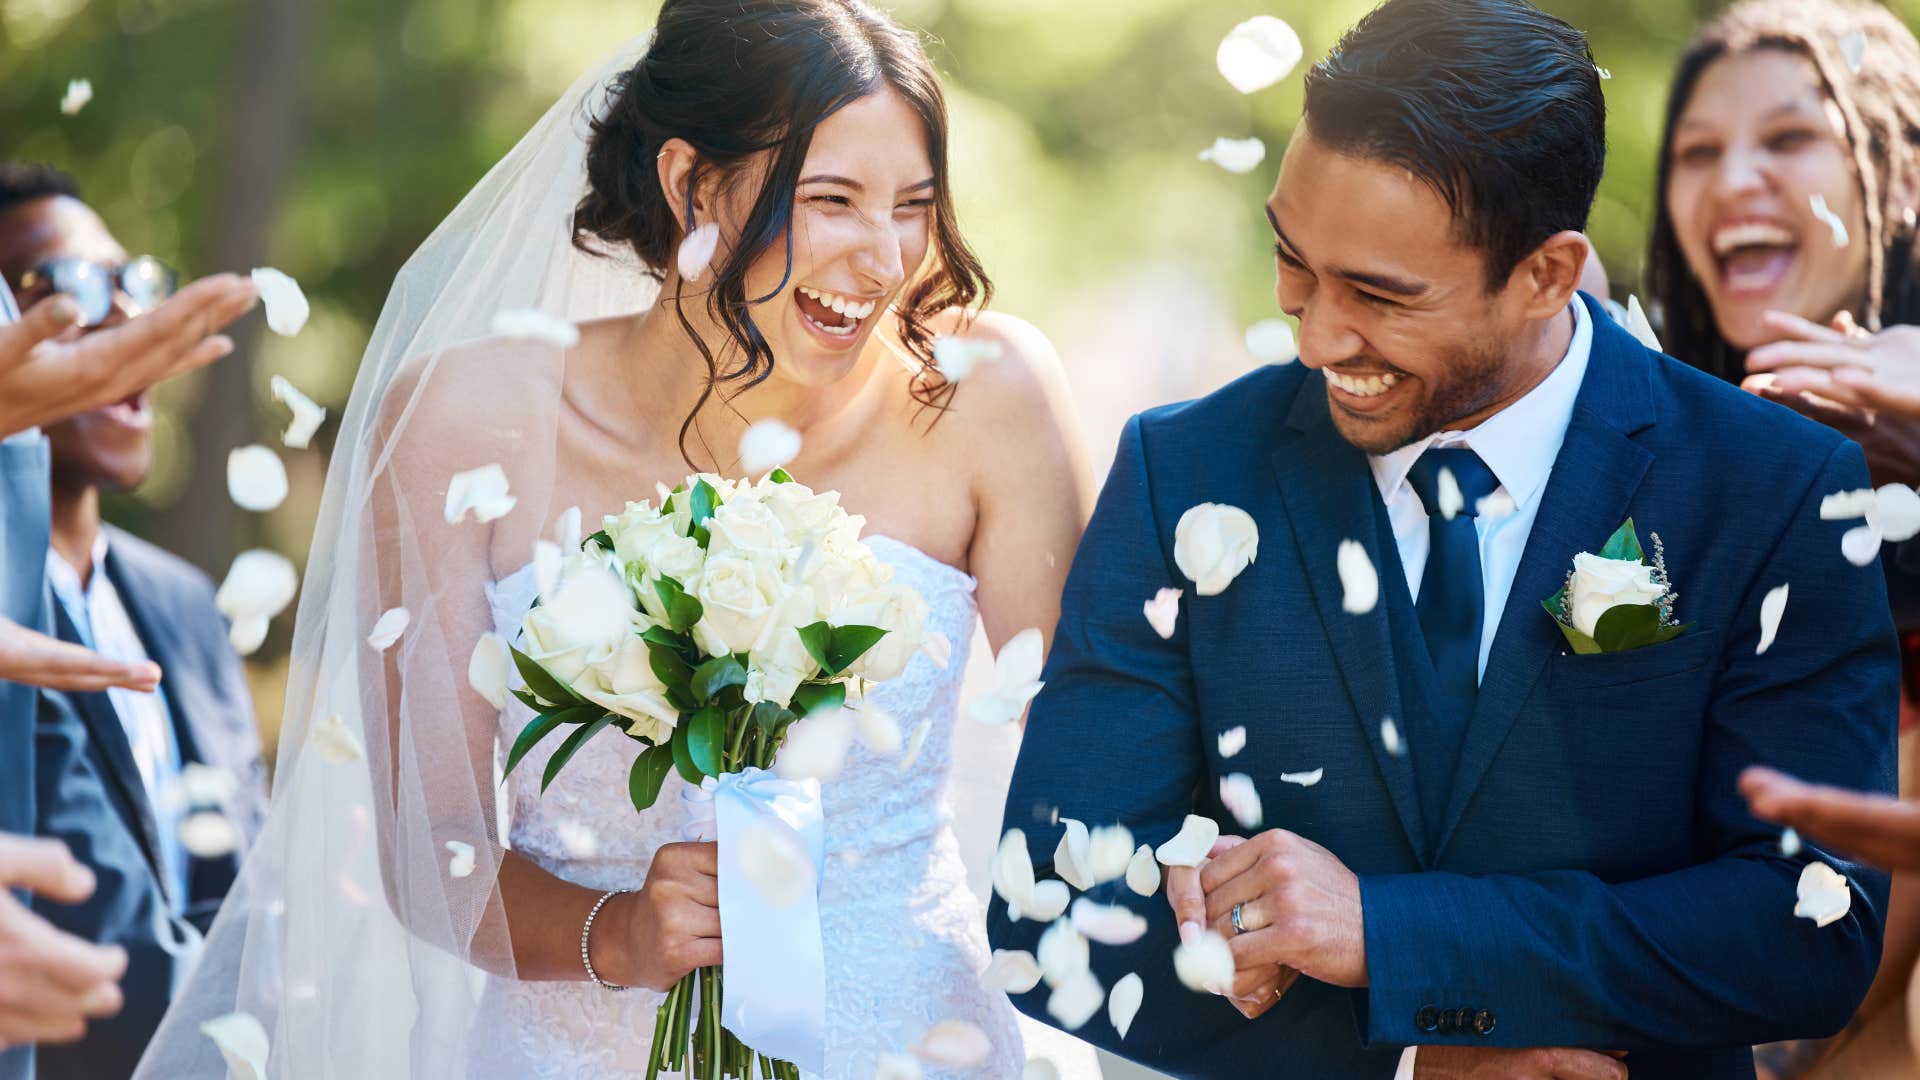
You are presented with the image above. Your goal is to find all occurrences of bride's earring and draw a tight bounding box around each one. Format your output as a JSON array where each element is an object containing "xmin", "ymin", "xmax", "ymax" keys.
[{"xmin": 677, "ymin": 220, "xmax": 720, "ymax": 284}]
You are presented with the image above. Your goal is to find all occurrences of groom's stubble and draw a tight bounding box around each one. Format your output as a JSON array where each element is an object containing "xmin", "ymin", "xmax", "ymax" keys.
[{"xmin": 1326, "ymin": 330, "xmax": 1517, "ymax": 456}]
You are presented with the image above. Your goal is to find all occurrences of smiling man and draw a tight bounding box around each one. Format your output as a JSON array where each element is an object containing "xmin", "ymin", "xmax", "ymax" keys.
[{"xmin": 989, "ymin": 1, "xmax": 1898, "ymax": 1078}]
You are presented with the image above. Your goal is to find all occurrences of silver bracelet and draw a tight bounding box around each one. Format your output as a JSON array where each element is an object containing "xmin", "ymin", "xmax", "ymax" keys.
[{"xmin": 581, "ymin": 888, "xmax": 632, "ymax": 992}]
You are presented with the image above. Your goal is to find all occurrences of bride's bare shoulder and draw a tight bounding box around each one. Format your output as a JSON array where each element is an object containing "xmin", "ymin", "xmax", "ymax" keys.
[{"xmin": 919, "ymin": 308, "xmax": 1076, "ymax": 445}]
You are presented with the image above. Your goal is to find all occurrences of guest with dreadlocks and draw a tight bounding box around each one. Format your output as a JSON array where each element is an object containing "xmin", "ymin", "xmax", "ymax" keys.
[{"xmin": 1646, "ymin": 1, "xmax": 1920, "ymax": 1075}]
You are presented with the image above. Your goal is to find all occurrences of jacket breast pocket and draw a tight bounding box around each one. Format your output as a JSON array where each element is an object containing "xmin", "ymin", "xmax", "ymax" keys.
[{"xmin": 1546, "ymin": 630, "xmax": 1719, "ymax": 691}]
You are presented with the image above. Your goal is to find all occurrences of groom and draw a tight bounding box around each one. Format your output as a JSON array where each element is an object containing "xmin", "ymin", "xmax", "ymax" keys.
[{"xmin": 989, "ymin": 1, "xmax": 1897, "ymax": 1077}]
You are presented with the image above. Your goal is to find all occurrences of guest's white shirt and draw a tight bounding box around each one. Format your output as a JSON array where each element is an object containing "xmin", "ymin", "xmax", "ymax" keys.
[
  {"xmin": 1380, "ymin": 299, "xmax": 1591, "ymax": 1078},
  {"xmin": 46, "ymin": 531, "xmax": 190, "ymax": 910}
]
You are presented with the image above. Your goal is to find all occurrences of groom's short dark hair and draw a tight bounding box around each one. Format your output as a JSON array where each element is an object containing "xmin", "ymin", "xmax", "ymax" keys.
[{"xmin": 1303, "ymin": 0, "xmax": 1606, "ymax": 290}]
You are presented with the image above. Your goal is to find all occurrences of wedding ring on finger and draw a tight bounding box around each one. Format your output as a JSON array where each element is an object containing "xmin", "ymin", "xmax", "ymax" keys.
[{"xmin": 1232, "ymin": 901, "xmax": 1249, "ymax": 936}]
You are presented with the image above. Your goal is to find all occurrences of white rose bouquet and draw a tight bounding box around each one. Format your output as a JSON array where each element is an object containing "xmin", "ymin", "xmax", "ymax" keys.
[
  {"xmin": 1542, "ymin": 518, "xmax": 1689, "ymax": 654},
  {"xmin": 501, "ymin": 469, "xmax": 929, "ymax": 1080}
]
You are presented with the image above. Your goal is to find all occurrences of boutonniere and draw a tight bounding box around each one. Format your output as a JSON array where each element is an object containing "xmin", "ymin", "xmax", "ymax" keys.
[{"xmin": 1542, "ymin": 519, "xmax": 1690, "ymax": 654}]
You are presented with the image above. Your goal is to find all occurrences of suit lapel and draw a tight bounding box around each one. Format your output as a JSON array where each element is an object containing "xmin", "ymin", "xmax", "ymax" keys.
[
  {"xmin": 1433, "ymin": 296, "xmax": 1658, "ymax": 858},
  {"xmin": 1272, "ymin": 374, "xmax": 1428, "ymax": 860}
]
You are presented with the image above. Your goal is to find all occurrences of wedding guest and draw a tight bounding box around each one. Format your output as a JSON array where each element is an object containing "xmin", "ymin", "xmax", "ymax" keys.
[{"xmin": 1644, "ymin": 2, "xmax": 1920, "ymax": 1074}]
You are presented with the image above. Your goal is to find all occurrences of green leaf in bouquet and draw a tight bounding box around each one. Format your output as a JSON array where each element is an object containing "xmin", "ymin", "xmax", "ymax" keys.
[
  {"xmin": 540, "ymin": 713, "xmax": 617, "ymax": 793},
  {"xmin": 653, "ymin": 575, "xmax": 704, "ymax": 633},
  {"xmin": 509, "ymin": 644, "xmax": 581, "ymax": 709},
  {"xmin": 510, "ymin": 687, "xmax": 546, "ymax": 714},
  {"xmin": 1597, "ymin": 518, "xmax": 1645, "ymax": 563},
  {"xmin": 691, "ymin": 656, "xmax": 748, "ymax": 703},
  {"xmin": 670, "ymin": 725, "xmax": 704, "ymax": 784},
  {"xmin": 641, "ymin": 625, "xmax": 686, "ymax": 651},
  {"xmin": 1592, "ymin": 603, "xmax": 1664, "ymax": 653},
  {"xmin": 749, "ymin": 700, "xmax": 784, "ymax": 737},
  {"xmin": 769, "ymin": 467, "xmax": 794, "ymax": 484},
  {"xmin": 628, "ymin": 744, "xmax": 675, "ymax": 812},
  {"xmin": 826, "ymin": 625, "xmax": 888, "ymax": 675},
  {"xmin": 584, "ymin": 529, "xmax": 613, "ymax": 553},
  {"xmin": 689, "ymin": 480, "xmax": 719, "ymax": 549},
  {"xmin": 686, "ymin": 706, "xmax": 723, "ymax": 776},
  {"xmin": 796, "ymin": 622, "xmax": 833, "ymax": 672},
  {"xmin": 792, "ymin": 681, "xmax": 846, "ymax": 717},
  {"xmin": 649, "ymin": 641, "xmax": 695, "ymax": 694},
  {"xmin": 503, "ymin": 712, "xmax": 567, "ymax": 779}
]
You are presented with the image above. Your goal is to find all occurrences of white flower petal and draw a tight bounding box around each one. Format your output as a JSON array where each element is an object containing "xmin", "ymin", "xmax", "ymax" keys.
[
  {"xmin": 554, "ymin": 505, "xmax": 583, "ymax": 550},
  {"xmin": 1071, "ymin": 897, "xmax": 1148, "ymax": 946},
  {"xmin": 489, "ymin": 308, "xmax": 580, "ymax": 348},
  {"xmin": 739, "ymin": 418, "xmax": 802, "ymax": 476},
  {"xmin": 1842, "ymin": 522, "xmax": 1884, "ymax": 567},
  {"xmin": 1085, "ymin": 824, "xmax": 1135, "ymax": 886},
  {"xmin": 898, "ymin": 717, "xmax": 933, "ymax": 772},
  {"xmin": 1435, "ymin": 467, "xmax": 1464, "ymax": 521},
  {"xmin": 367, "ymin": 607, "xmax": 410, "ymax": 652},
  {"xmin": 1174, "ymin": 503, "xmax": 1260, "ymax": 597},
  {"xmin": 228, "ymin": 615, "xmax": 269, "ymax": 656},
  {"xmin": 1756, "ymin": 584, "xmax": 1789, "ymax": 656},
  {"xmin": 1198, "ymin": 136, "xmax": 1267, "ymax": 174},
  {"xmin": 1023, "ymin": 1060, "xmax": 1062, "ymax": 1080},
  {"xmin": 557, "ymin": 822, "xmax": 599, "ymax": 859},
  {"xmin": 855, "ymin": 703, "xmax": 903, "ymax": 755},
  {"xmin": 876, "ymin": 1053, "xmax": 924, "ymax": 1080},
  {"xmin": 1781, "ymin": 828, "xmax": 1803, "ymax": 857},
  {"xmin": 60, "ymin": 79, "xmax": 92, "ymax": 115},
  {"xmin": 1218, "ymin": 726, "xmax": 1247, "ymax": 759},
  {"xmin": 1216, "ymin": 15, "xmax": 1303, "ymax": 94},
  {"xmin": 933, "ymin": 335, "xmax": 1003, "ymax": 382},
  {"xmin": 1244, "ymin": 318, "xmax": 1297, "ymax": 365},
  {"xmin": 269, "ymin": 375, "xmax": 326, "ymax": 449},
  {"xmin": 1624, "ymin": 295, "xmax": 1662, "ymax": 353},
  {"xmin": 214, "ymin": 549, "xmax": 298, "ymax": 656},
  {"xmin": 1026, "ymin": 879, "xmax": 1071, "ymax": 923},
  {"xmin": 1155, "ymin": 814, "xmax": 1220, "ymax": 868},
  {"xmin": 738, "ymin": 821, "xmax": 814, "ymax": 907},
  {"xmin": 772, "ymin": 706, "xmax": 855, "ymax": 781},
  {"xmin": 250, "ymin": 267, "xmax": 310, "ymax": 336},
  {"xmin": 199, "ymin": 1012, "xmax": 270, "ymax": 1080},
  {"xmin": 1822, "ymin": 488, "xmax": 1877, "ymax": 520},
  {"xmin": 1219, "ymin": 773, "xmax": 1264, "ymax": 829},
  {"xmin": 445, "ymin": 464, "xmax": 517, "ymax": 524},
  {"xmin": 533, "ymin": 540, "xmax": 563, "ymax": 602},
  {"xmin": 1876, "ymin": 484, "xmax": 1920, "ymax": 542},
  {"xmin": 912, "ymin": 1019, "xmax": 993, "ymax": 1069},
  {"xmin": 1143, "ymin": 588, "xmax": 1183, "ymax": 640},
  {"xmin": 179, "ymin": 811, "xmax": 240, "ymax": 858},
  {"xmin": 467, "ymin": 632, "xmax": 514, "ymax": 710},
  {"xmin": 971, "ymin": 628, "xmax": 1046, "ymax": 726},
  {"xmin": 1173, "ymin": 930, "xmax": 1235, "ymax": 994},
  {"xmin": 1795, "ymin": 861, "xmax": 1853, "ymax": 928},
  {"xmin": 1337, "ymin": 539, "xmax": 1379, "ymax": 615},
  {"xmin": 1108, "ymin": 972, "xmax": 1144, "ymax": 1040},
  {"xmin": 311, "ymin": 714, "xmax": 365, "ymax": 765},
  {"xmin": 1053, "ymin": 817, "xmax": 1093, "ymax": 891},
  {"xmin": 1839, "ymin": 28, "xmax": 1868, "ymax": 73},
  {"xmin": 677, "ymin": 221, "xmax": 722, "ymax": 283},
  {"xmin": 227, "ymin": 445, "xmax": 288, "ymax": 512},
  {"xmin": 1279, "ymin": 767, "xmax": 1324, "ymax": 788},
  {"xmin": 1810, "ymin": 193, "xmax": 1851, "ymax": 249},
  {"xmin": 981, "ymin": 949, "xmax": 1045, "ymax": 994},
  {"xmin": 1595, "ymin": 66, "xmax": 1612, "ymax": 80},
  {"xmin": 1037, "ymin": 918, "xmax": 1090, "ymax": 988},
  {"xmin": 1381, "ymin": 716, "xmax": 1405, "ymax": 756},
  {"xmin": 445, "ymin": 840, "xmax": 476, "ymax": 879},
  {"xmin": 178, "ymin": 763, "xmax": 238, "ymax": 807},
  {"xmin": 1475, "ymin": 490, "xmax": 1518, "ymax": 521},
  {"xmin": 1045, "ymin": 969, "xmax": 1105, "ymax": 1031},
  {"xmin": 921, "ymin": 631, "xmax": 953, "ymax": 670},
  {"xmin": 1125, "ymin": 844, "xmax": 1161, "ymax": 897},
  {"xmin": 992, "ymin": 829, "xmax": 1037, "ymax": 919}
]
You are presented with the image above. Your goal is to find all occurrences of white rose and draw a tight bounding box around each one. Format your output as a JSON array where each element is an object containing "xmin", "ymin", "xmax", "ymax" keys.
[
  {"xmin": 753, "ymin": 477, "xmax": 843, "ymax": 537},
  {"xmin": 1174, "ymin": 504, "xmax": 1259, "ymax": 596},
  {"xmin": 804, "ymin": 514, "xmax": 890, "ymax": 606},
  {"xmin": 518, "ymin": 557, "xmax": 636, "ymax": 688},
  {"xmin": 707, "ymin": 494, "xmax": 791, "ymax": 559},
  {"xmin": 693, "ymin": 553, "xmax": 787, "ymax": 657},
  {"xmin": 745, "ymin": 585, "xmax": 822, "ymax": 708},
  {"xmin": 606, "ymin": 508, "xmax": 703, "ymax": 621},
  {"xmin": 833, "ymin": 583, "xmax": 930, "ymax": 682},
  {"xmin": 1567, "ymin": 552, "xmax": 1667, "ymax": 637},
  {"xmin": 577, "ymin": 635, "xmax": 679, "ymax": 742}
]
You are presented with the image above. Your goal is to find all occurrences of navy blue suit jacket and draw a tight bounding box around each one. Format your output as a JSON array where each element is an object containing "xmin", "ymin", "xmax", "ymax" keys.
[{"xmin": 988, "ymin": 296, "xmax": 1899, "ymax": 1079}]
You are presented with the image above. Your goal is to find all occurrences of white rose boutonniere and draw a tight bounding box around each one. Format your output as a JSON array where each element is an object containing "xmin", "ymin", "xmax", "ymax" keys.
[{"xmin": 1543, "ymin": 518, "xmax": 1689, "ymax": 654}]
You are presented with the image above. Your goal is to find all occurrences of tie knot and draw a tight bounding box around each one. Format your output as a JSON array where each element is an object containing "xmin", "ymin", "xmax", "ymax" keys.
[{"xmin": 1406, "ymin": 446, "xmax": 1500, "ymax": 519}]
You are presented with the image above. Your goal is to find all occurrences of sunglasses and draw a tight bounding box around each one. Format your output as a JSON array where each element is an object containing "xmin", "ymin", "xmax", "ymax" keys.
[{"xmin": 16, "ymin": 255, "xmax": 178, "ymax": 327}]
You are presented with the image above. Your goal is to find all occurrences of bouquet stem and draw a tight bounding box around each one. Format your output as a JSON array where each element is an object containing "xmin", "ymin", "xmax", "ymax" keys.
[{"xmin": 646, "ymin": 965, "xmax": 798, "ymax": 1078}]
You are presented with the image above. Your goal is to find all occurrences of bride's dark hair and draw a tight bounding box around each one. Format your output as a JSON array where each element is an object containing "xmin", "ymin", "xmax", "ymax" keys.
[{"xmin": 574, "ymin": 0, "xmax": 989, "ymax": 464}]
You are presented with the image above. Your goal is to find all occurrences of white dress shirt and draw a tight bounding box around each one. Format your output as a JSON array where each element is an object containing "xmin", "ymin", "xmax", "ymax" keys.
[
  {"xmin": 46, "ymin": 531, "xmax": 191, "ymax": 910},
  {"xmin": 1379, "ymin": 300, "xmax": 1591, "ymax": 1080}
]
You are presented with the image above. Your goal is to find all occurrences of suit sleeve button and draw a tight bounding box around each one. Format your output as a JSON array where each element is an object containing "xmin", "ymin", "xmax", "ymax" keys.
[
  {"xmin": 1474, "ymin": 1009, "xmax": 1497, "ymax": 1036},
  {"xmin": 1415, "ymin": 1006, "xmax": 1441, "ymax": 1033}
]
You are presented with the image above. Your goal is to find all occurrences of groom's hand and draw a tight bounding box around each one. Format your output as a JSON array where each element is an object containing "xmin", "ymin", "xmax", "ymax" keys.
[
  {"xmin": 1414, "ymin": 1046, "xmax": 1628, "ymax": 1079},
  {"xmin": 1200, "ymin": 828, "xmax": 1367, "ymax": 989},
  {"xmin": 1167, "ymin": 834, "xmax": 1297, "ymax": 1017}
]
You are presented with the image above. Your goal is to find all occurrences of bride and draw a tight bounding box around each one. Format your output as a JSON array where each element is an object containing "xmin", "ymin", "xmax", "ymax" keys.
[{"xmin": 134, "ymin": 0, "xmax": 1095, "ymax": 1076}]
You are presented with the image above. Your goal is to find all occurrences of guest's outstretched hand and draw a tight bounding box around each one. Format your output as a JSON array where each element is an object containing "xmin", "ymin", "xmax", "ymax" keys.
[
  {"xmin": 1742, "ymin": 311, "xmax": 1920, "ymax": 485},
  {"xmin": 0, "ymin": 833, "xmax": 128, "ymax": 1049},
  {"xmin": 0, "ymin": 616, "xmax": 161, "ymax": 693},
  {"xmin": 1740, "ymin": 765, "xmax": 1920, "ymax": 872}
]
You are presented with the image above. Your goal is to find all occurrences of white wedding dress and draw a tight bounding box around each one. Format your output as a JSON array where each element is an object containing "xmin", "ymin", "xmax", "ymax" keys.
[{"xmin": 470, "ymin": 535, "xmax": 1025, "ymax": 1078}]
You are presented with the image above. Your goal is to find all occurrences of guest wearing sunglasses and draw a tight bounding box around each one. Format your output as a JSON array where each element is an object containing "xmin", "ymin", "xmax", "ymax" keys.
[{"xmin": 0, "ymin": 162, "xmax": 268, "ymax": 1080}]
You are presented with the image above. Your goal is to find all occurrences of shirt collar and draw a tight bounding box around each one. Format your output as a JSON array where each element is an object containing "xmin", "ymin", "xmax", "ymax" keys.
[
  {"xmin": 1368, "ymin": 296, "xmax": 1593, "ymax": 508},
  {"xmin": 45, "ymin": 531, "xmax": 112, "ymax": 605}
]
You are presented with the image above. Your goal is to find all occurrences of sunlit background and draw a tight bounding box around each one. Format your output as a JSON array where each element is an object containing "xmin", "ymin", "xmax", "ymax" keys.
[{"xmin": 8, "ymin": 0, "xmax": 1920, "ymax": 1072}]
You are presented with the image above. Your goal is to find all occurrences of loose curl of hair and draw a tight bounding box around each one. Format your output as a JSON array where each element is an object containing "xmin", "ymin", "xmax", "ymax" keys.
[
  {"xmin": 1646, "ymin": 0, "xmax": 1920, "ymax": 384},
  {"xmin": 572, "ymin": 0, "xmax": 990, "ymax": 466}
]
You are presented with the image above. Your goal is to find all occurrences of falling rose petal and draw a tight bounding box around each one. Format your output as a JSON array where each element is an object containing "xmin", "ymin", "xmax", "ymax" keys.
[
  {"xmin": 366, "ymin": 607, "xmax": 410, "ymax": 652},
  {"xmin": 227, "ymin": 445, "xmax": 289, "ymax": 512},
  {"xmin": 1842, "ymin": 523, "xmax": 1883, "ymax": 567},
  {"xmin": 677, "ymin": 221, "xmax": 721, "ymax": 283},
  {"xmin": 1810, "ymin": 194, "xmax": 1850, "ymax": 249},
  {"xmin": 1197, "ymin": 136, "xmax": 1267, "ymax": 174},
  {"xmin": 445, "ymin": 840, "xmax": 476, "ymax": 879},
  {"xmin": 1781, "ymin": 828, "xmax": 1803, "ymax": 857},
  {"xmin": 1839, "ymin": 28, "xmax": 1868, "ymax": 73},
  {"xmin": 1216, "ymin": 15, "xmax": 1303, "ymax": 95},
  {"xmin": 876, "ymin": 1053, "xmax": 923, "ymax": 1080},
  {"xmin": 269, "ymin": 375, "xmax": 326, "ymax": 449},
  {"xmin": 739, "ymin": 418, "xmax": 802, "ymax": 476},
  {"xmin": 1476, "ymin": 490, "xmax": 1518, "ymax": 521},
  {"xmin": 1027, "ymin": 879, "xmax": 1071, "ymax": 923},
  {"xmin": 1245, "ymin": 318, "xmax": 1297, "ymax": 365},
  {"xmin": 1125, "ymin": 844, "xmax": 1161, "ymax": 897},
  {"xmin": 921, "ymin": 631, "xmax": 952, "ymax": 670},
  {"xmin": 1435, "ymin": 467, "xmax": 1465, "ymax": 521},
  {"xmin": 1219, "ymin": 773, "xmax": 1264, "ymax": 829},
  {"xmin": 199, "ymin": 1012, "xmax": 270, "ymax": 1080},
  {"xmin": 1053, "ymin": 818, "xmax": 1094, "ymax": 890},
  {"xmin": 1795, "ymin": 861, "xmax": 1853, "ymax": 928},
  {"xmin": 855, "ymin": 703, "xmax": 903, "ymax": 755},
  {"xmin": 445, "ymin": 464, "xmax": 517, "ymax": 524},
  {"xmin": 1381, "ymin": 716, "xmax": 1405, "ymax": 756},
  {"xmin": 1337, "ymin": 539, "xmax": 1379, "ymax": 615},
  {"xmin": 179, "ymin": 763, "xmax": 238, "ymax": 807},
  {"xmin": 1821, "ymin": 488, "xmax": 1876, "ymax": 520},
  {"xmin": 981, "ymin": 949, "xmax": 1045, "ymax": 994},
  {"xmin": 228, "ymin": 616, "xmax": 269, "ymax": 656},
  {"xmin": 214, "ymin": 549, "xmax": 298, "ymax": 654},
  {"xmin": 467, "ymin": 632, "xmax": 514, "ymax": 710},
  {"xmin": 251, "ymin": 267, "xmax": 310, "ymax": 336},
  {"xmin": 554, "ymin": 505, "xmax": 583, "ymax": 550},
  {"xmin": 773, "ymin": 706, "xmax": 855, "ymax": 781},
  {"xmin": 1875, "ymin": 484, "xmax": 1920, "ymax": 541},
  {"xmin": 1218, "ymin": 725, "xmax": 1247, "ymax": 758},
  {"xmin": 1024, "ymin": 1060, "xmax": 1062, "ymax": 1080},
  {"xmin": 1756, "ymin": 584, "xmax": 1789, "ymax": 656},
  {"xmin": 1037, "ymin": 918, "xmax": 1090, "ymax": 988},
  {"xmin": 311, "ymin": 715, "xmax": 365, "ymax": 765},
  {"xmin": 992, "ymin": 829, "xmax": 1038, "ymax": 918},
  {"xmin": 970, "ymin": 627, "xmax": 1046, "ymax": 726},
  {"xmin": 60, "ymin": 78, "xmax": 92, "ymax": 115},
  {"xmin": 1624, "ymin": 295, "xmax": 1662, "ymax": 353},
  {"xmin": 1279, "ymin": 767, "xmax": 1324, "ymax": 788},
  {"xmin": 1046, "ymin": 969, "xmax": 1105, "ymax": 1031},
  {"xmin": 1085, "ymin": 824, "xmax": 1135, "ymax": 885},
  {"xmin": 1175, "ymin": 503, "xmax": 1260, "ymax": 596},
  {"xmin": 1155, "ymin": 814, "xmax": 1220, "ymax": 868},
  {"xmin": 1071, "ymin": 897, "xmax": 1149, "ymax": 946},
  {"xmin": 533, "ymin": 539, "xmax": 563, "ymax": 601},
  {"xmin": 739, "ymin": 822, "xmax": 813, "ymax": 907},
  {"xmin": 898, "ymin": 717, "xmax": 933, "ymax": 772},
  {"xmin": 489, "ymin": 308, "xmax": 580, "ymax": 348},
  {"xmin": 933, "ymin": 335, "xmax": 1003, "ymax": 382},
  {"xmin": 912, "ymin": 1019, "xmax": 993, "ymax": 1069},
  {"xmin": 179, "ymin": 811, "xmax": 240, "ymax": 858},
  {"xmin": 1143, "ymin": 588, "xmax": 1183, "ymax": 640},
  {"xmin": 1595, "ymin": 66, "xmax": 1612, "ymax": 80},
  {"xmin": 1173, "ymin": 930, "xmax": 1235, "ymax": 994},
  {"xmin": 557, "ymin": 822, "xmax": 599, "ymax": 859},
  {"xmin": 1109, "ymin": 972, "xmax": 1144, "ymax": 1039}
]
